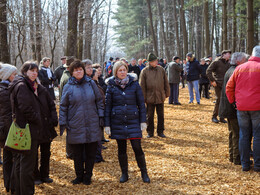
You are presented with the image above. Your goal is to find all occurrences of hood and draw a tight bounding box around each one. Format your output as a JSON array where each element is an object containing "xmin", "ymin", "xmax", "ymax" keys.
[
  {"xmin": 67, "ymin": 75, "xmax": 91, "ymax": 85},
  {"xmin": 8, "ymin": 75, "xmax": 25, "ymax": 94},
  {"xmin": 248, "ymin": 56, "xmax": 260, "ymax": 62},
  {"xmin": 105, "ymin": 73, "xmax": 138, "ymax": 86}
]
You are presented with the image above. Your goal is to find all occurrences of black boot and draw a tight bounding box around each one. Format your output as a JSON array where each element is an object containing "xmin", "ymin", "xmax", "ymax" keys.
[
  {"xmin": 136, "ymin": 155, "xmax": 150, "ymax": 183},
  {"xmin": 118, "ymin": 154, "xmax": 128, "ymax": 183}
]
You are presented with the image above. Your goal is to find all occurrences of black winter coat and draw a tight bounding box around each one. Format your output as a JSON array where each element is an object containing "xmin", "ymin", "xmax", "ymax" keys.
[
  {"xmin": 219, "ymin": 65, "xmax": 237, "ymax": 119},
  {"xmin": 186, "ymin": 58, "xmax": 202, "ymax": 81},
  {"xmin": 199, "ymin": 64, "xmax": 210, "ymax": 84},
  {"xmin": 0, "ymin": 82, "xmax": 12, "ymax": 147},
  {"xmin": 38, "ymin": 68, "xmax": 56, "ymax": 100},
  {"xmin": 54, "ymin": 65, "xmax": 66, "ymax": 86},
  {"xmin": 9, "ymin": 76, "xmax": 42, "ymax": 140},
  {"xmin": 128, "ymin": 65, "xmax": 141, "ymax": 79},
  {"xmin": 37, "ymin": 85, "xmax": 58, "ymax": 143}
]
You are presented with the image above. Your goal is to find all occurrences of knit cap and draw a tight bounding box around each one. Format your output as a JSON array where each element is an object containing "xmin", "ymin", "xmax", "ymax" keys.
[{"xmin": 0, "ymin": 64, "xmax": 17, "ymax": 81}]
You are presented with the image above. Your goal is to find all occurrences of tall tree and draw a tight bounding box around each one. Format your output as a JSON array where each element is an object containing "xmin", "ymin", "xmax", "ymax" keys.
[
  {"xmin": 203, "ymin": 1, "xmax": 210, "ymax": 56},
  {"xmin": 35, "ymin": 0, "xmax": 42, "ymax": 63},
  {"xmin": 232, "ymin": 0, "xmax": 237, "ymax": 52},
  {"xmin": 66, "ymin": 0, "xmax": 79, "ymax": 56},
  {"xmin": 222, "ymin": 0, "xmax": 228, "ymax": 50},
  {"xmin": 173, "ymin": 0, "xmax": 180, "ymax": 57},
  {"xmin": 180, "ymin": 0, "xmax": 188, "ymax": 57},
  {"xmin": 0, "ymin": 0, "xmax": 10, "ymax": 63},
  {"xmin": 247, "ymin": 0, "xmax": 254, "ymax": 54},
  {"xmin": 29, "ymin": 0, "xmax": 36, "ymax": 60},
  {"xmin": 210, "ymin": 0, "xmax": 216, "ymax": 55}
]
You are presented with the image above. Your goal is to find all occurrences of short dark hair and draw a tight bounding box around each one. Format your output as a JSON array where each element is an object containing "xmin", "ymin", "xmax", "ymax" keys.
[
  {"xmin": 69, "ymin": 60, "xmax": 86, "ymax": 76},
  {"xmin": 21, "ymin": 61, "xmax": 39, "ymax": 76}
]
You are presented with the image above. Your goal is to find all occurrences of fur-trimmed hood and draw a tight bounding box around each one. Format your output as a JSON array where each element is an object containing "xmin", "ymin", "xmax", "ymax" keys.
[{"xmin": 105, "ymin": 73, "xmax": 138, "ymax": 86}]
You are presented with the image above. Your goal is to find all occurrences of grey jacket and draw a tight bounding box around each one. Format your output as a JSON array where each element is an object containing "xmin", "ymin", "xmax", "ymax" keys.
[
  {"xmin": 59, "ymin": 76, "xmax": 104, "ymax": 144},
  {"xmin": 166, "ymin": 62, "xmax": 183, "ymax": 84}
]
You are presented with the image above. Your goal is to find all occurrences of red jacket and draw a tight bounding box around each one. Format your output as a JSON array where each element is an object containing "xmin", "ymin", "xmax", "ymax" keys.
[{"xmin": 226, "ymin": 56, "xmax": 260, "ymax": 111}]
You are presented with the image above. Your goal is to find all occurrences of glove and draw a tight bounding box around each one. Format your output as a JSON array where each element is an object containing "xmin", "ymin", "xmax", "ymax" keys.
[
  {"xmin": 99, "ymin": 117, "xmax": 104, "ymax": 127},
  {"xmin": 104, "ymin": 127, "xmax": 111, "ymax": 136},
  {"xmin": 60, "ymin": 125, "xmax": 66, "ymax": 136},
  {"xmin": 141, "ymin": 123, "xmax": 147, "ymax": 131}
]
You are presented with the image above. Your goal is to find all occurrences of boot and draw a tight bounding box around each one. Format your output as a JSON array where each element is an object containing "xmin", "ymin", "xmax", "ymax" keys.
[
  {"xmin": 118, "ymin": 154, "xmax": 128, "ymax": 183},
  {"xmin": 136, "ymin": 155, "xmax": 150, "ymax": 183}
]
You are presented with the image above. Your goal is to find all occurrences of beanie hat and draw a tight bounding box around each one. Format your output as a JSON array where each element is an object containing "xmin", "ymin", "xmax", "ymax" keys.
[
  {"xmin": 186, "ymin": 52, "xmax": 193, "ymax": 58},
  {"xmin": 147, "ymin": 53, "xmax": 158, "ymax": 62},
  {"xmin": 0, "ymin": 64, "xmax": 17, "ymax": 81}
]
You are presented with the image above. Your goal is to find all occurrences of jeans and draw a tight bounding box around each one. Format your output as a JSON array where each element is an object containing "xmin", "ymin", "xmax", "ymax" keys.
[
  {"xmin": 169, "ymin": 83, "xmax": 180, "ymax": 104},
  {"xmin": 237, "ymin": 110, "xmax": 260, "ymax": 169},
  {"xmin": 187, "ymin": 80, "xmax": 200, "ymax": 103}
]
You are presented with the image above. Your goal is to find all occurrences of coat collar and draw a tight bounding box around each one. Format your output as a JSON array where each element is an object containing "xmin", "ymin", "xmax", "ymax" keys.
[{"xmin": 105, "ymin": 73, "xmax": 137, "ymax": 86}]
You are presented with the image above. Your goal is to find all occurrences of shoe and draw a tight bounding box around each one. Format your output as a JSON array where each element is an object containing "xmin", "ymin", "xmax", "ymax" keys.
[
  {"xmin": 120, "ymin": 173, "xmax": 129, "ymax": 183},
  {"xmin": 188, "ymin": 101, "xmax": 193, "ymax": 104},
  {"xmin": 102, "ymin": 139, "xmax": 109, "ymax": 143},
  {"xmin": 71, "ymin": 177, "xmax": 83, "ymax": 185},
  {"xmin": 0, "ymin": 160, "xmax": 2, "ymax": 165},
  {"xmin": 146, "ymin": 135, "xmax": 154, "ymax": 138},
  {"xmin": 118, "ymin": 154, "xmax": 128, "ymax": 183},
  {"xmin": 212, "ymin": 117, "xmax": 219, "ymax": 123},
  {"xmin": 233, "ymin": 161, "xmax": 241, "ymax": 165},
  {"xmin": 158, "ymin": 133, "xmax": 166, "ymax": 138},
  {"xmin": 169, "ymin": 102, "xmax": 173, "ymax": 104},
  {"xmin": 197, "ymin": 102, "xmax": 200, "ymax": 105},
  {"xmin": 102, "ymin": 145, "xmax": 107, "ymax": 149},
  {"xmin": 95, "ymin": 159, "xmax": 105, "ymax": 163},
  {"xmin": 242, "ymin": 167, "xmax": 250, "ymax": 172},
  {"xmin": 136, "ymin": 155, "xmax": 150, "ymax": 183},
  {"xmin": 219, "ymin": 118, "xmax": 227, "ymax": 123},
  {"xmin": 173, "ymin": 102, "xmax": 181, "ymax": 105},
  {"xmin": 42, "ymin": 177, "xmax": 53, "ymax": 183},
  {"xmin": 83, "ymin": 177, "xmax": 91, "ymax": 185},
  {"xmin": 34, "ymin": 179, "xmax": 43, "ymax": 185},
  {"xmin": 141, "ymin": 171, "xmax": 150, "ymax": 183}
]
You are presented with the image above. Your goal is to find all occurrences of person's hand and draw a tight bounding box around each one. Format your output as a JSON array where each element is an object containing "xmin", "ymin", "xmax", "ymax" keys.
[
  {"xmin": 104, "ymin": 127, "xmax": 111, "ymax": 136},
  {"xmin": 60, "ymin": 125, "xmax": 66, "ymax": 136},
  {"xmin": 141, "ymin": 123, "xmax": 147, "ymax": 131},
  {"xmin": 211, "ymin": 81, "xmax": 217, "ymax": 87},
  {"xmin": 99, "ymin": 117, "xmax": 104, "ymax": 127},
  {"xmin": 232, "ymin": 102, "xmax": 237, "ymax": 110}
]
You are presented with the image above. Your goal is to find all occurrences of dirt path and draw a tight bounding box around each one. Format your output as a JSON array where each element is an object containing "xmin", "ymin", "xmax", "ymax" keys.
[{"xmin": 1, "ymin": 87, "xmax": 259, "ymax": 194}]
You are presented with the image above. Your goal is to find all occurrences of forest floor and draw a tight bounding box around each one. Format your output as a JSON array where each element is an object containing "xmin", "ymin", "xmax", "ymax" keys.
[{"xmin": 1, "ymin": 86, "xmax": 260, "ymax": 194}]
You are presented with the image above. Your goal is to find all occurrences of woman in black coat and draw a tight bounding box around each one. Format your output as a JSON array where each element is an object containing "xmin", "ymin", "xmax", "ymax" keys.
[
  {"xmin": 38, "ymin": 57, "xmax": 56, "ymax": 100},
  {"xmin": 34, "ymin": 84, "xmax": 58, "ymax": 185},
  {"xmin": 0, "ymin": 63, "xmax": 17, "ymax": 193},
  {"xmin": 9, "ymin": 61, "xmax": 42, "ymax": 195},
  {"xmin": 104, "ymin": 61, "xmax": 150, "ymax": 183}
]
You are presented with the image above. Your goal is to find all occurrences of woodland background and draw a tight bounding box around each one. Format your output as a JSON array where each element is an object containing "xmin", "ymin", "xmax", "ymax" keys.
[{"xmin": 0, "ymin": 0, "xmax": 259, "ymax": 70}]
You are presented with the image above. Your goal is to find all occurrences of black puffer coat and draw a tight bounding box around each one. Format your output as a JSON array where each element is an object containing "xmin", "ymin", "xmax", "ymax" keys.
[
  {"xmin": 37, "ymin": 85, "xmax": 58, "ymax": 143},
  {"xmin": 9, "ymin": 76, "xmax": 42, "ymax": 140},
  {"xmin": 0, "ymin": 82, "xmax": 12, "ymax": 147}
]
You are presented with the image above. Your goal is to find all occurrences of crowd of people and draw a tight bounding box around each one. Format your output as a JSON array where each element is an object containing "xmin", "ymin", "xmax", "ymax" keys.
[{"xmin": 0, "ymin": 45, "xmax": 260, "ymax": 194}]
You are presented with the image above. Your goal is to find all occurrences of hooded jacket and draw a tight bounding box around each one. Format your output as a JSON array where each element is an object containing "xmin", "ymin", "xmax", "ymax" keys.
[
  {"xmin": 186, "ymin": 57, "xmax": 201, "ymax": 81},
  {"xmin": 104, "ymin": 74, "xmax": 146, "ymax": 139},
  {"xmin": 59, "ymin": 75, "xmax": 104, "ymax": 144}
]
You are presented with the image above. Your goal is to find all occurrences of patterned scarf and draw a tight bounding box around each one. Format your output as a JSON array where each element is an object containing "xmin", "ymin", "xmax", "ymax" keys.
[{"xmin": 115, "ymin": 76, "xmax": 129, "ymax": 89}]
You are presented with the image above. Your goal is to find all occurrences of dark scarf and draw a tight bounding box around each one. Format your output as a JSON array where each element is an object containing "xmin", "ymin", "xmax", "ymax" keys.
[
  {"xmin": 114, "ymin": 76, "xmax": 129, "ymax": 89},
  {"xmin": 25, "ymin": 77, "xmax": 37, "ymax": 92}
]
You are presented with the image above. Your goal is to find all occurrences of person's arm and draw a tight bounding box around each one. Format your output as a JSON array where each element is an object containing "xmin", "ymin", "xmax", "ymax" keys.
[
  {"xmin": 104, "ymin": 85, "xmax": 113, "ymax": 127},
  {"xmin": 139, "ymin": 70, "xmax": 147, "ymax": 103},
  {"xmin": 59, "ymin": 84, "xmax": 70, "ymax": 127},
  {"xmin": 91, "ymin": 80, "xmax": 104, "ymax": 117},
  {"xmin": 164, "ymin": 70, "xmax": 170, "ymax": 98},
  {"xmin": 135, "ymin": 82, "xmax": 146, "ymax": 123},
  {"xmin": 206, "ymin": 61, "xmax": 217, "ymax": 86}
]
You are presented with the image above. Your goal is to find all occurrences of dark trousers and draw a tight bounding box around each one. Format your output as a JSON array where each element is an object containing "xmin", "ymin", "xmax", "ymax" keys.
[
  {"xmin": 66, "ymin": 136, "xmax": 74, "ymax": 159},
  {"xmin": 213, "ymin": 86, "xmax": 222, "ymax": 118},
  {"xmin": 95, "ymin": 140, "xmax": 104, "ymax": 162},
  {"xmin": 34, "ymin": 142, "xmax": 51, "ymax": 179},
  {"xmin": 199, "ymin": 83, "xmax": 209, "ymax": 98},
  {"xmin": 14, "ymin": 140, "xmax": 38, "ymax": 195},
  {"xmin": 3, "ymin": 147, "xmax": 15, "ymax": 192},
  {"xmin": 181, "ymin": 75, "xmax": 186, "ymax": 88},
  {"xmin": 116, "ymin": 139, "xmax": 144, "ymax": 157},
  {"xmin": 71, "ymin": 142, "xmax": 98, "ymax": 180},
  {"xmin": 169, "ymin": 83, "xmax": 179, "ymax": 104},
  {"xmin": 227, "ymin": 118, "xmax": 240, "ymax": 163},
  {"xmin": 146, "ymin": 103, "xmax": 164, "ymax": 136}
]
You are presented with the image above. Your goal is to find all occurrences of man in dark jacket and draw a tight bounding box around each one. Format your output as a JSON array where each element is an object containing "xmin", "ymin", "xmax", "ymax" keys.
[
  {"xmin": 54, "ymin": 56, "xmax": 66, "ymax": 87},
  {"xmin": 207, "ymin": 50, "xmax": 231, "ymax": 123},
  {"xmin": 128, "ymin": 58, "xmax": 141, "ymax": 79},
  {"xmin": 186, "ymin": 53, "xmax": 202, "ymax": 104},
  {"xmin": 199, "ymin": 58, "xmax": 210, "ymax": 99},
  {"xmin": 219, "ymin": 52, "xmax": 247, "ymax": 165},
  {"xmin": 167, "ymin": 56, "xmax": 183, "ymax": 105}
]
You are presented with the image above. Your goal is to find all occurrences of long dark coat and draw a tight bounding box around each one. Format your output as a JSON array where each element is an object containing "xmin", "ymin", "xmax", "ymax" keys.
[{"xmin": 38, "ymin": 68, "xmax": 56, "ymax": 100}]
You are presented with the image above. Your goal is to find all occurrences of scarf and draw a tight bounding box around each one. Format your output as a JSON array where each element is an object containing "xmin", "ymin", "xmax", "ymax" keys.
[
  {"xmin": 114, "ymin": 76, "xmax": 129, "ymax": 89},
  {"xmin": 41, "ymin": 67, "xmax": 52, "ymax": 79},
  {"xmin": 25, "ymin": 77, "xmax": 38, "ymax": 96}
]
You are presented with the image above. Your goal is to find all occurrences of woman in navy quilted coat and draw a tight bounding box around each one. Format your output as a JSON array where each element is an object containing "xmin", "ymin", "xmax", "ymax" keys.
[{"xmin": 104, "ymin": 61, "xmax": 150, "ymax": 183}]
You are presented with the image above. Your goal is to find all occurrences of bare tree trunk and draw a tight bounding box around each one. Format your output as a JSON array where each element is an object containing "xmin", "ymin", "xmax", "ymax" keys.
[
  {"xmin": 203, "ymin": 1, "xmax": 210, "ymax": 56},
  {"xmin": 247, "ymin": 0, "xmax": 254, "ymax": 54},
  {"xmin": 78, "ymin": 1, "xmax": 84, "ymax": 60},
  {"xmin": 195, "ymin": 5, "xmax": 202, "ymax": 60},
  {"xmin": 232, "ymin": 0, "xmax": 237, "ymax": 52},
  {"xmin": 35, "ymin": 0, "xmax": 42, "ymax": 63},
  {"xmin": 29, "ymin": 0, "xmax": 36, "ymax": 60},
  {"xmin": 173, "ymin": 0, "xmax": 180, "ymax": 57},
  {"xmin": 222, "ymin": 0, "xmax": 228, "ymax": 50},
  {"xmin": 84, "ymin": 0, "xmax": 93, "ymax": 59},
  {"xmin": 0, "ymin": 0, "xmax": 10, "ymax": 63},
  {"xmin": 210, "ymin": 0, "xmax": 216, "ymax": 55},
  {"xmin": 146, "ymin": 0, "xmax": 158, "ymax": 56},
  {"xmin": 66, "ymin": 0, "xmax": 79, "ymax": 56},
  {"xmin": 180, "ymin": 0, "xmax": 188, "ymax": 56}
]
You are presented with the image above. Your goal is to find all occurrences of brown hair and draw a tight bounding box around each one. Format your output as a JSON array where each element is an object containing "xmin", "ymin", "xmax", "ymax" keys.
[
  {"xmin": 113, "ymin": 61, "xmax": 128, "ymax": 76},
  {"xmin": 92, "ymin": 63, "xmax": 101, "ymax": 69},
  {"xmin": 69, "ymin": 59, "xmax": 86, "ymax": 76},
  {"xmin": 21, "ymin": 61, "xmax": 39, "ymax": 76}
]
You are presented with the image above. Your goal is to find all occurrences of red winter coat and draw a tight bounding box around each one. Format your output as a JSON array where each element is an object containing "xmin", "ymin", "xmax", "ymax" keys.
[{"xmin": 226, "ymin": 56, "xmax": 260, "ymax": 111}]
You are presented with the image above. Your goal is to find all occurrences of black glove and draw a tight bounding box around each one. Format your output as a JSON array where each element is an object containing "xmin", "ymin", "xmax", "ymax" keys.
[
  {"xmin": 60, "ymin": 125, "xmax": 66, "ymax": 136},
  {"xmin": 99, "ymin": 117, "xmax": 104, "ymax": 127}
]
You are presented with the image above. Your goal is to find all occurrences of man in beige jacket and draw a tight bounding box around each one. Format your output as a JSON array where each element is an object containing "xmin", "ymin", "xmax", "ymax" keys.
[{"xmin": 139, "ymin": 53, "xmax": 170, "ymax": 138}]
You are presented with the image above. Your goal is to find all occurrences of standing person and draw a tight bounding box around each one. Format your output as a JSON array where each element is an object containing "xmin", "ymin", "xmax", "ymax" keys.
[
  {"xmin": 181, "ymin": 59, "xmax": 187, "ymax": 88},
  {"xmin": 138, "ymin": 59, "xmax": 145, "ymax": 71},
  {"xmin": 206, "ymin": 50, "xmax": 231, "ymax": 123},
  {"xmin": 83, "ymin": 59, "xmax": 93, "ymax": 77},
  {"xmin": 199, "ymin": 58, "xmax": 210, "ymax": 99},
  {"xmin": 106, "ymin": 57, "xmax": 114, "ymax": 78},
  {"xmin": 104, "ymin": 61, "xmax": 150, "ymax": 183},
  {"xmin": 128, "ymin": 58, "xmax": 141, "ymax": 79},
  {"xmin": 9, "ymin": 61, "xmax": 42, "ymax": 195},
  {"xmin": 54, "ymin": 56, "xmax": 66, "ymax": 87},
  {"xmin": 219, "ymin": 52, "xmax": 248, "ymax": 165},
  {"xmin": 0, "ymin": 64, "xmax": 17, "ymax": 193},
  {"xmin": 139, "ymin": 53, "xmax": 170, "ymax": 138},
  {"xmin": 167, "ymin": 56, "xmax": 183, "ymax": 105},
  {"xmin": 226, "ymin": 46, "xmax": 260, "ymax": 172},
  {"xmin": 186, "ymin": 53, "xmax": 202, "ymax": 104},
  {"xmin": 38, "ymin": 57, "xmax": 56, "ymax": 100},
  {"xmin": 59, "ymin": 60, "xmax": 104, "ymax": 185},
  {"xmin": 34, "ymin": 82, "xmax": 58, "ymax": 185}
]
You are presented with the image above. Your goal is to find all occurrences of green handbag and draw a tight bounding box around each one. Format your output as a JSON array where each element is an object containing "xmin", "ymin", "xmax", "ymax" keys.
[{"xmin": 4, "ymin": 120, "xmax": 31, "ymax": 152}]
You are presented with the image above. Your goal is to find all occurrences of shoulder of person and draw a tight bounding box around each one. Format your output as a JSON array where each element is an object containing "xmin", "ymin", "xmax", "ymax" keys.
[{"xmin": 128, "ymin": 73, "xmax": 138, "ymax": 82}]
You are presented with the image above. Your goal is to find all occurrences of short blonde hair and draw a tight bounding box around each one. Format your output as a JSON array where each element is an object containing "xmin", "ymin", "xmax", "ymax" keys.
[{"xmin": 113, "ymin": 61, "xmax": 128, "ymax": 76}]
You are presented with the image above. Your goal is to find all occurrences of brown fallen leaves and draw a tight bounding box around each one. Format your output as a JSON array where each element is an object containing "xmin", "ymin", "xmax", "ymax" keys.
[{"xmin": 1, "ymin": 87, "xmax": 260, "ymax": 194}]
